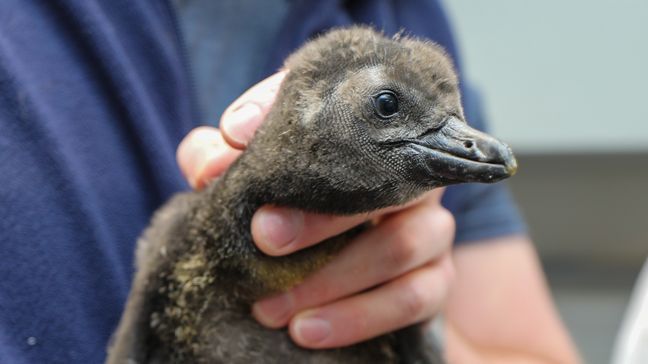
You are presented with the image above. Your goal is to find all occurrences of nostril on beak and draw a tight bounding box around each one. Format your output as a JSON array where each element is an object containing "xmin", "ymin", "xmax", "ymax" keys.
[{"xmin": 463, "ymin": 140, "xmax": 474, "ymax": 149}]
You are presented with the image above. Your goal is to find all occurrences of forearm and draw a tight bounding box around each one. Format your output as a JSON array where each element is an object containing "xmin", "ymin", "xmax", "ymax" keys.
[
  {"xmin": 443, "ymin": 236, "xmax": 581, "ymax": 364},
  {"xmin": 446, "ymin": 322, "xmax": 570, "ymax": 364}
]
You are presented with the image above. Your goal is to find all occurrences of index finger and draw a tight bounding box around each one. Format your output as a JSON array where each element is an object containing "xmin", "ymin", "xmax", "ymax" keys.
[{"xmin": 220, "ymin": 71, "xmax": 288, "ymax": 149}]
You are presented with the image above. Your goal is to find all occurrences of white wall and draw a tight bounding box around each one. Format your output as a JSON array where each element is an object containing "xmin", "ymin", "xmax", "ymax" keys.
[{"xmin": 443, "ymin": 0, "xmax": 648, "ymax": 153}]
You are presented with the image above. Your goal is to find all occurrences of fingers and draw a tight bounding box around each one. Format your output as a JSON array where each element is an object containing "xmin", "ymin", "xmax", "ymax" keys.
[
  {"xmin": 221, "ymin": 71, "xmax": 287, "ymax": 148},
  {"xmin": 251, "ymin": 207, "xmax": 375, "ymax": 256},
  {"xmin": 251, "ymin": 189, "xmax": 446, "ymax": 256},
  {"xmin": 289, "ymin": 255, "xmax": 455, "ymax": 348},
  {"xmin": 252, "ymin": 200, "xmax": 455, "ymax": 330},
  {"xmin": 176, "ymin": 71, "xmax": 287, "ymax": 189},
  {"xmin": 176, "ymin": 126, "xmax": 242, "ymax": 190}
]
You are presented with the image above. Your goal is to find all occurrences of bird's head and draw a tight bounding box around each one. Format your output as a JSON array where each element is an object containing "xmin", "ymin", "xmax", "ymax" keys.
[{"xmin": 246, "ymin": 27, "xmax": 517, "ymax": 213}]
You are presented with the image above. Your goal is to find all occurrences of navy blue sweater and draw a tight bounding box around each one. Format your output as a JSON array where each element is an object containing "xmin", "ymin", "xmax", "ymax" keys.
[{"xmin": 0, "ymin": 1, "xmax": 524, "ymax": 362}]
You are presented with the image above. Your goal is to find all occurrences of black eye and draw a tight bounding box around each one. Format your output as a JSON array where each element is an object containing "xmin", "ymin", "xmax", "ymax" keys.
[{"xmin": 373, "ymin": 91, "xmax": 399, "ymax": 118}]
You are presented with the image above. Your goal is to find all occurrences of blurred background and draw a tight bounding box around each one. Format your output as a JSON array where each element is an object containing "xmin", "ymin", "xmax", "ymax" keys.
[{"xmin": 444, "ymin": 1, "xmax": 648, "ymax": 363}]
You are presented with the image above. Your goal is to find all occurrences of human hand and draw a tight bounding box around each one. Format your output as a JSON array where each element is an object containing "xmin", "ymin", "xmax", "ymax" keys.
[{"xmin": 176, "ymin": 71, "xmax": 457, "ymax": 349}]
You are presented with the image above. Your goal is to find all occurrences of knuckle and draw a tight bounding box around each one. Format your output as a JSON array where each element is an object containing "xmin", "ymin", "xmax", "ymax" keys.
[
  {"xmin": 400, "ymin": 278, "xmax": 432, "ymax": 321},
  {"xmin": 436, "ymin": 208, "xmax": 456, "ymax": 240},
  {"xmin": 435, "ymin": 207, "xmax": 456, "ymax": 231},
  {"xmin": 427, "ymin": 207, "xmax": 455, "ymax": 247},
  {"xmin": 383, "ymin": 206, "xmax": 455, "ymax": 270},
  {"xmin": 386, "ymin": 229, "xmax": 420, "ymax": 268}
]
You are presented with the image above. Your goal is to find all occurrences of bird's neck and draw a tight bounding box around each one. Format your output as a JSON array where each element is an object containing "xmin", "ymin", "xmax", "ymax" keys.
[
  {"xmin": 186, "ymin": 156, "xmax": 352, "ymax": 298},
  {"xmin": 196, "ymin": 171, "xmax": 266, "ymax": 261}
]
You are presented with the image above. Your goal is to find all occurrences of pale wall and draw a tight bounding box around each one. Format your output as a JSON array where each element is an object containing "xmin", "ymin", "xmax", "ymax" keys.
[{"xmin": 443, "ymin": 0, "xmax": 648, "ymax": 153}]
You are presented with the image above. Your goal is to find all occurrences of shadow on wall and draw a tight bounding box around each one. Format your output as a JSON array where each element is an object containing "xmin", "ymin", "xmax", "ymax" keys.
[
  {"xmin": 508, "ymin": 152, "xmax": 647, "ymax": 364},
  {"xmin": 509, "ymin": 152, "xmax": 648, "ymax": 265}
]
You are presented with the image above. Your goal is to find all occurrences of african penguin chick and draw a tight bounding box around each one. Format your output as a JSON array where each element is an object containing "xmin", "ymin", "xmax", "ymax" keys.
[{"xmin": 107, "ymin": 27, "xmax": 517, "ymax": 364}]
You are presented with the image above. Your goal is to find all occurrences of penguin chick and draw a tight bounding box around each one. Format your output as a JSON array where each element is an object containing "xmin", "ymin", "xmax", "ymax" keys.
[{"xmin": 107, "ymin": 27, "xmax": 517, "ymax": 364}]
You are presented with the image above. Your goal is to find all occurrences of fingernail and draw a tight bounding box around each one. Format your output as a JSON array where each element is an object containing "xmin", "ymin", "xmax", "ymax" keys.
[
  {"xmin": 293, "ymin": 316, "xmax": 331, "ymax": 344},
  {"xmin": 222, "ymin": 103, "xmax": 261, "ymax": 146},
  {"xmin": 252, "ymin": 293, "xmax": 293, "ymax": 327},
  {"xmin": 255, "ymin": 208, "xmax": 303, "ymax": 251}
]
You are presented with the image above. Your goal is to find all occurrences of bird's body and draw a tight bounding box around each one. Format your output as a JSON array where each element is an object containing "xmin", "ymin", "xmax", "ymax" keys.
[{"xmin": 107, "ymin": 27, "xmax": 517, "ymax": 364}]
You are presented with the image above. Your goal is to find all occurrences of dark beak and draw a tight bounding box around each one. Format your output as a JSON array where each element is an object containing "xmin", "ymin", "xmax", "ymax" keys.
[{"xmin": 411, "ymin": 116, "xmax": 517, "ymax": 184}]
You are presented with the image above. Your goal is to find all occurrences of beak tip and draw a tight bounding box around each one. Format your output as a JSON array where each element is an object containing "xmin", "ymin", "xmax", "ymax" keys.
[
  {"xmin": 506, "ymin": 157, "xmax": 518, "ymax": 176},
  {"xmin": 497, "ymin": 143, "xmax": 518, "ymax": 177}
]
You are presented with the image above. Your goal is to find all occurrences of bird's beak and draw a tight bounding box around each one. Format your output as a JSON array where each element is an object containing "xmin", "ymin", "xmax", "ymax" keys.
[{"xmin": 412, "ymin": 116, "xmax": 517, "ymax": 184}]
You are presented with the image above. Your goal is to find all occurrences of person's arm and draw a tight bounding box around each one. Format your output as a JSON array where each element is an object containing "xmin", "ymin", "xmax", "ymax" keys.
[
  {"xmin": 177, "ymin": 72, "xmax": 579, "ymax": 361},
  {"xmin": 445, "ymin": 236, "xmax": 581, "ymax": 364}
]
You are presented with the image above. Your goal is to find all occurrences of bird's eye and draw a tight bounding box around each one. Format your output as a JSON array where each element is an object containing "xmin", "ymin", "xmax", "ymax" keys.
[{"xmin": 373, "ymin": 91, "xmax": 399, "ymax": 118}]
